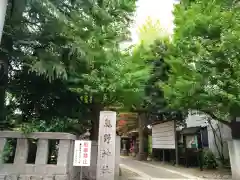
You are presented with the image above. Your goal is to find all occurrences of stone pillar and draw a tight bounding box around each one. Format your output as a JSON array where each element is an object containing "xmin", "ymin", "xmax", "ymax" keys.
[
  {"xmin": 228, "ymin": 139, "xmax": 240, "ymax": 180},
  {"xmin": 115, "ymin": 136, "xmax": 120, "ymax": 178},
  {"xmin": 14, "ymin": 139, "xmax": 29, "ymax": 165},
  {"xmin": 96, "ymin": 111, "xmax": 117, "ymax": 180},
  {"xmin": 121, "ymin": 138, "xmax": 128, "ymax": 156}
]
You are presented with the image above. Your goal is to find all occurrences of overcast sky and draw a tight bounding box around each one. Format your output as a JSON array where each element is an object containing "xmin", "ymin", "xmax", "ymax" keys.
[{"xmin": 131, "ymin": 0, "xmax": 178, "ymax": 43}]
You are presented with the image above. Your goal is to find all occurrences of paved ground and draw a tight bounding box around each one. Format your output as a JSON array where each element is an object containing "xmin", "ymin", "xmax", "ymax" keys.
[
  {"xmin": 120, "ymin": 157, "xmax": 194, "ymax": 179},
  {"xmin": 119, "ymin": 166, "xmax": 139, "ymax": 180},
  {"xmin": 120, "ymin": 157, "xmax": 232, "ymax": 180},
  {"xmin": 146, "ymin": 160, "xmax": 231, "ymax": 179}
]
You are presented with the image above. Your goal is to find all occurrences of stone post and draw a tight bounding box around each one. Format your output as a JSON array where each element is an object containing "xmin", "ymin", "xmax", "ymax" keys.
[{"xmin": 96, "ymin": 111, "xmax": 117, "ymax": 180}]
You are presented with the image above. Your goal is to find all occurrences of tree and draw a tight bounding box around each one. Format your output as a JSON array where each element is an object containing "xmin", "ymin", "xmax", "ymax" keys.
[
  {"xmin": 162, "ymin": 0, "xmax": 240, "ymax": 126},
  {"xmin": 117, "ymin": 112, "xmax": 138, "ymax": 135},
  {"xmin": 8, "ymin": 70, "xmax": 90, "ymax": 134},
  {"xmin": 123, "ymin": 18, "xmax": 185, "ymax": 160},
  {"xmin": 145, "ymin": 39, "xmax": 187, "ymax": 124},
  {"xmin": 1, "ymin": 0, "xmax": 137, "ymax": 135},
  {"xmin": 134, "ymin": 17, "xmax": 186, "ymax": 124}
]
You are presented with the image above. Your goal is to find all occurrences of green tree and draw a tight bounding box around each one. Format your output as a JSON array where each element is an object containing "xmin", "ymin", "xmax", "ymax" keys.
[
  {"xmin": 1, "ymin": 0, "xmax": 137, "ymax": 134},
  {"xmin": 162, "ymin": 0, "xmax": 240, "ymax": 126},
  {"xmin": 123, "ymin": 18, "xmax": 182, "ymax": 160},
  {"xmin": 145, "ymin": 39, "xmax": 186, "ymax": 124}
]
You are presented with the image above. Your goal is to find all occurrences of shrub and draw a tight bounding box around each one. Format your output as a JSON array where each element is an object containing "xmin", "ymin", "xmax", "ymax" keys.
[{"xmin": 203, "ymin": 149, "xmax": 218, "ymax": 169}]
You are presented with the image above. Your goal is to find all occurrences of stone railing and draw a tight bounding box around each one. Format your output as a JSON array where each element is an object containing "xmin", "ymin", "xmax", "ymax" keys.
[
  {"xmin": 0, "ymin": 131, "xmax": 120, "ymax": 180},
  {"xmin": 0, "ymin": 131, "xmax": 76, "ymax": 180}
]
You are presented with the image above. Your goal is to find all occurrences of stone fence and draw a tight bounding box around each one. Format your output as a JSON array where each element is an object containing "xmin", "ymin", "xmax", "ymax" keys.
[{"xmin": 0, "ymin": 131, "xmax": 120, "ymax": 180}]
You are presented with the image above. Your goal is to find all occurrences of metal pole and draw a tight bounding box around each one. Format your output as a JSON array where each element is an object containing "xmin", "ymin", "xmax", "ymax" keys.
[
  {"xmin": 174, "ymin": 120, "xmax": 179, "ymax": 166},
  {"xmin": 80, "ymin": 166, "xmax": 83, "ymax": 180},
  {"xmin": 0, "ymin": 0, "xmax": 8, "ymax": 44}
]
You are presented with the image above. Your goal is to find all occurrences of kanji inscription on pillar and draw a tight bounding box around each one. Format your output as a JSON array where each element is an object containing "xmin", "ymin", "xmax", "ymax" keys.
[{"xmin": 96, "ymin": 111, "xmax": 116, "ymax": 180}]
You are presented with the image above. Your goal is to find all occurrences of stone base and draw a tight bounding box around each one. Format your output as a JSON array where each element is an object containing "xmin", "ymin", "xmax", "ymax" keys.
[
  {"xmin": 147, "ymin": 156, "xmax": 152, "ymax": 161},
  {"xmin": 137, "ymin": 152, "xmax": 146, "ymax": 161},
  {"xmin": 121, "ymin": 149, "xmax": 128, "ymax": 156}
]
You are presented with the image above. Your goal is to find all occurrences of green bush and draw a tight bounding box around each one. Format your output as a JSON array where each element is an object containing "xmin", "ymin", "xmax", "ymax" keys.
[
  {"xmin": 203, "ymin": 149, "xmax": 218, "ymax": 169},
  {"xmin": 1, "ymin": 139, "xmax": 15, "ymax": 163}
]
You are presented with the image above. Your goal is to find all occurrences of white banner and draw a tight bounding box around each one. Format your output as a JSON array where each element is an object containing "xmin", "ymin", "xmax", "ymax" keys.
[{"xmin": 73, "ymin": 140, "xmax": 91, "ymax": 166}]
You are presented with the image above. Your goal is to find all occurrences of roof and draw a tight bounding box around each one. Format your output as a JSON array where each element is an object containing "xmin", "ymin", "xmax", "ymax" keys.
[
  {"xmin": 152, "ymin": 119, "xmax": 174, "ymax": 125},
  {"xmin": 180, "ymin": 127, "xmax": 201, "ymax": 135}
]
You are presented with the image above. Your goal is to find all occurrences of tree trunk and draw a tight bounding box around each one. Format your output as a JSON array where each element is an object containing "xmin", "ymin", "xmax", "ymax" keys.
[
  {"xmin": 90, "ymin": 118, "xmax": 99, "ymax": 141},
  {"xmin": 137, "ymin": 112, "xmax": 145, "ymax": 161},
  {"xmin": 0, "ymin": 0, "xmax": 26, "ymax": 129},
  {"xmin": 90, "ymin": 104, "xmax": 103, "ymax": 140},
  {"xmin": 0, "ymin": 31, "xmax": 10, "ymax": 129},
  {"xmin": 0, "ymin": 0, "xmax": 8, "ymax": 129},
  {"xmin": 0, "ymin": 64, "xmax": 7, "ymax": 129}
]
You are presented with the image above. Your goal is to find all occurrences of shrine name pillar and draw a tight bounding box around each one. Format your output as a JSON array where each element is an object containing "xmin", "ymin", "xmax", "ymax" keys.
[{"xmin": 96, "ymin": 111, "xmax": 117, "ymax": 180}]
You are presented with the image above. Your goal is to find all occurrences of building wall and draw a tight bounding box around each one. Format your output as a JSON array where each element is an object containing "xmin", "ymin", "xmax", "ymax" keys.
[
  {"xmin": 186, "ymin": 111, "xmax": 232, "ymax": 159},
  {"xmin": 207, "ymin": 121, "xmax": 232, "ymax": 159},
  {"xmin": 185, "ymin": 111, "xmax": 207, "ymax": 128}
]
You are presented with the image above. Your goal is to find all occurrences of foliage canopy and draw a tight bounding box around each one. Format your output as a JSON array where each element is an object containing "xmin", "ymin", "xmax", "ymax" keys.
[{"xmin": 162, "ymin": 0, "xmax": 240, "ymax": 125}]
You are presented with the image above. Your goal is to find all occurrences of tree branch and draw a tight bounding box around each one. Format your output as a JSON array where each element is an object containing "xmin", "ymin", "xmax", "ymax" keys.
[{"xmin": 201, "ymin": 110, "xmax": 231, "ymax": 127}]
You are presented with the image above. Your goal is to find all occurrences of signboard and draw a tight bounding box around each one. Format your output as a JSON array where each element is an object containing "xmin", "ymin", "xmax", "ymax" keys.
[
  {"xmin": 96, "ymin": 111, "xmax": 117, "ymax": 180},
  {"xmin": 152, "ymin": 121, "xmax": 176, "ymax": 149},
  {"xmin": 73, "ymin": 140, "xmax": 91, "ymax": 166}
]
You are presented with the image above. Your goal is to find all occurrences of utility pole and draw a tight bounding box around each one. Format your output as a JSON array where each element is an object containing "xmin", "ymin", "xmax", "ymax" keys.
[{"xmin": 0, "ymin": 0, "xmax": 8, "ymax": 43}]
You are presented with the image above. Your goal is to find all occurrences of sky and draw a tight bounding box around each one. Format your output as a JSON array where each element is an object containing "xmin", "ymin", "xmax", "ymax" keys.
[{"xmin": 130, "ymin": 0, "xmax": 178, "ymax": 43}]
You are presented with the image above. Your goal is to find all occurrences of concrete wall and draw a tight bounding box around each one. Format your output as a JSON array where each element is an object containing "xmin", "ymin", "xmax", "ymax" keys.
[
  {"xmin": 185, "ymin": 111, "xmax": 207, "ymax": 128},
  {"xmin": 0, "ymin": 131, "xmax": 121, "ymax": 180},
  {"xmin": 207, "ymin": 121, "xmax": 232, "ymax": 159},
  {"xmin": 228, "ymin": 140, "xmax": 240, "ymax": 180}
]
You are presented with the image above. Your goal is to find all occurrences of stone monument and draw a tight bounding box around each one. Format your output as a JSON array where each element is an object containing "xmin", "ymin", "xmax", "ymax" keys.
[{"xmin": 96, "ymin": 111, "xmax": 116, "ymax": 180}]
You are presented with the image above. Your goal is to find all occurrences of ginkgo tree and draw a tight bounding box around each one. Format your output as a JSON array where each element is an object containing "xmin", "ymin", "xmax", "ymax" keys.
[
  {"xmin": 162, "ymin": 0, "xmax": 240, "ymax": 126},
  {"xmin": 121, "ymin": 17, "xmax": 186, "ymax": 160}
]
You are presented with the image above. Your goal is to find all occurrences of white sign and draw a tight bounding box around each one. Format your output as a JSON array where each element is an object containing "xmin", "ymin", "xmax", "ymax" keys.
[
  {"xmin": 152, "ymin": 121, "xmax": 176, "ymax": 149},
  {"xmin": 236, "ymin": 117, "xmax": 240, "ymax": 122},
  {"xmin": 73, "ymin": 140, "xmax": 91, "ymax": 166},
  {"xmin": 96, "ymin": 111, "xmax": 117, "ymax": 180}
]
